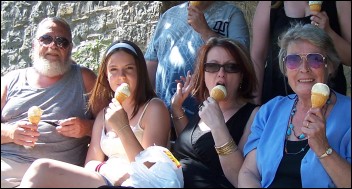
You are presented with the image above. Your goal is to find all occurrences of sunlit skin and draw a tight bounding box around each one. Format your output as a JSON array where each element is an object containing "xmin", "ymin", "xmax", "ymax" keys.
[
  {"xmin": 187, "ymin": 1, "xmax": 216, "ymax": 41},
  {"xmin": 34, "ymin": 21, "xmax": 72, "ymax": 64},
  {"xmin": 285, "ymin": 40, "xmax": 328, "ymax": 100},
  {"xmin": 106, "ymin": 51, "xmax": 137, "ymax": 106},
  {"xmin": 31, "ymin": 21, "xmax": 73, "ymax": 79}
]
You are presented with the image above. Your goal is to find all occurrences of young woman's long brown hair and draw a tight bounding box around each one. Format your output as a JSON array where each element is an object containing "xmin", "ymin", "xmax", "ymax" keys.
[{"xmin": 88, "ymin": 39, "xmax": 156, "ymax": 118}]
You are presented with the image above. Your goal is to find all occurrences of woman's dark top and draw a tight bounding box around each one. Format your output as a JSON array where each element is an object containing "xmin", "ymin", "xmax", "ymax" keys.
[
  {"xmin": 269, "ymin": 140, "xmax": 310, "ymax": 188},
  {"xmin": 262, "ymin": 1, "xmax": 346, "ymax": 104},
  {"xmin": 173, "ymin": 103, "xmax": 257, "ymax": 188}
]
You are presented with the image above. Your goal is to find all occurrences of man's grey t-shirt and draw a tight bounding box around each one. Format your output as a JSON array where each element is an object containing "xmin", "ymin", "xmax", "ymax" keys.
[{"xmin": 1, "ymin": 64, "xmax": 91, "ymax": 166}]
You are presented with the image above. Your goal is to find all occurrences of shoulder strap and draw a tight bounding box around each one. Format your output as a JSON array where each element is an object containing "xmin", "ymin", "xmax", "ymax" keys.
[{"xmin": 136, "ymin": 98, "xmax": 157, "ymax": 125}]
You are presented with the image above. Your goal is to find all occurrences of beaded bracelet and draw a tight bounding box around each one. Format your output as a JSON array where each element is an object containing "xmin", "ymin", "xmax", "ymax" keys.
[
  {"xmin": 214, "ymin": 138, "xmax": 238, "ymax": 156},
  {"xmin": 95, "ymin": 161, "xmax": 106, "ymax": 172}
]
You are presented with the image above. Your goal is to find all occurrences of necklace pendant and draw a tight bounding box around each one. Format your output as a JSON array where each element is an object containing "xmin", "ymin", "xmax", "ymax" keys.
[
  {"xmin": 298, "ymin": 134, "xmax": 305, "ymax": 139},
  {"xmin": 286, "ymin": 124, "xmax": 293, "ymax": 136},
  {"xmin": 286, "ymin": 128, "xmax": 292, "ymax": 136},
  {"xmin": 286, "ymin": 129, "xmax": 291, "ymax": 136}
]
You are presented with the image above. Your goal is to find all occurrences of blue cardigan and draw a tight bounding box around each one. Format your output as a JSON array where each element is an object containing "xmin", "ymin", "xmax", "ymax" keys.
[{"xmin": 244, "ymin": 92, "xmax": 351, "ymax": 187}]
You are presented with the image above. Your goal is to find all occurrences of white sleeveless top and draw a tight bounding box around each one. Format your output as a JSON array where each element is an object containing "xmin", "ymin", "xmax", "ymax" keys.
[{"xmin": 100, "ymin": 98, "xmax": 156, "ymax": 160}]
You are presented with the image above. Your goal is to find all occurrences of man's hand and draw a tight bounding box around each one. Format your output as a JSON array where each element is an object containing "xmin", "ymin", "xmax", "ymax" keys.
[
  {"xmin": 187, "ymin": 5, "xmax": 210, "ymax": 34},
  {"xmin": 2, "ymin": 121, "xmax": 40, "ymax": 146},
  {"xmin": 56, "ymin": 117, "xmax": 94, "ymax": 138}
]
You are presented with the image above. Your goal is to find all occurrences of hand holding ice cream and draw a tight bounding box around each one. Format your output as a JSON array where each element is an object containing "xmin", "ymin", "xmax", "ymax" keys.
[
  {"xmin": 115, "ymin": 83, "xmax": 131, "ymax": 104},
  {"xmin": 311, "ymin": 83, "xmax": 330, "ymax": 108},
  {"xmin": 210, "ymin": 85, "xmax": 227, "ymax": 102}
]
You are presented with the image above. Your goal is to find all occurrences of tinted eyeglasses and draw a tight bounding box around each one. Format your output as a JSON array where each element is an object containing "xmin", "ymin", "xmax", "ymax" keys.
[
  {"xmin": 37, "ymin": 34, "xmax": 71, "ymax": 49},
  {"xmin": 283, "ymin": 53, "xmax": 326, "ymax": 70},
  {"xmin": 204, "ymin": 63, "xmax": 241, "ymax": 73}
]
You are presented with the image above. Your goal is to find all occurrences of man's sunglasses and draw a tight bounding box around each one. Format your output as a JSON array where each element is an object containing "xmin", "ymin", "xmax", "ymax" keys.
[
  {"xmin": 283, "ymin": 53, "xmax": 326, "ymax": 70},
  {"xmin": 204, "ymin": 63, "xmax": 241, "ymax": 73},
  {"xmin": 37, "ymin": 34, "xmax": 71, "ymax": 49}
]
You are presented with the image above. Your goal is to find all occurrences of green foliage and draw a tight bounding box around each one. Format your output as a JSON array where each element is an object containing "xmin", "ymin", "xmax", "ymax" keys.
[{"xmin": 72, "ymin": 39, "xmax": 110, "ymax": 74}]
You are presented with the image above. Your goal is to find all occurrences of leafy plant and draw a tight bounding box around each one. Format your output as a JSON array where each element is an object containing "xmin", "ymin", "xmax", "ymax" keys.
[{"xmin": 72, "ymin": 39, "xmax": 109, "ymax": 73}]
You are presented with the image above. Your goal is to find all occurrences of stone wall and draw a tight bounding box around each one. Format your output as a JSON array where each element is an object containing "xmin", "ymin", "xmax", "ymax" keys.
[
  {"xmin": 1, "ymin": 1, "xmax": 257, "ymax": 75},
  {"xmin": 1, "ymin": 1, "xmax": 349, "ymax": 96},
  {"xmin": 1, "ymin": 1, "xmax": 170, "ymax": 74}
]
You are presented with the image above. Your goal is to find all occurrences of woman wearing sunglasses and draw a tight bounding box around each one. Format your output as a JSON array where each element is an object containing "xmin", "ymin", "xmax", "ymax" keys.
[
  {"xmin": 238, "ymin": 23, "xmax": 351, "ymax": 188},
  {"xmin": 251, "ymin": 1, "xmax": 350, "ymax": 106},
  {"xmin": 170, "ymin": 37, "xmax": 259, "ymax": 187}
]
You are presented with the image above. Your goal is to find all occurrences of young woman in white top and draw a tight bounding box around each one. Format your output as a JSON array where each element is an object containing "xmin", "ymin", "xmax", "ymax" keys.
[{"xmin": 19, "ymin": 40, "xmax": 171, "ymax": 187}]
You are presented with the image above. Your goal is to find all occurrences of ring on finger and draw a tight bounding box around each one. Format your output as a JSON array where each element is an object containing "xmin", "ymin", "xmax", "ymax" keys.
[
  {"xmin": 314, "ymin": 23, "xmax": 319, "ymax": 27},
  {"xmin": 306, "ymin": 122, "xmax": 310, "ymax": 128}
]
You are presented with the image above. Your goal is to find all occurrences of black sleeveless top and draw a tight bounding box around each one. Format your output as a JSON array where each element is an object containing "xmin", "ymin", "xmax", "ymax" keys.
[
  {"xmin": 269, "ymin": 140, "xmax": 310, "ymax": 188},
  {"xmin": 262, "ymin": 1, "xmax": 346, "ymax": 104},
  {"xmin": 173, "ymin": 103, "xmax": 257, "ymax": 188}
]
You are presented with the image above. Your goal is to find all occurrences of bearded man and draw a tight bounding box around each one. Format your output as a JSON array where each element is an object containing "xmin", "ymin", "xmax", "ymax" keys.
[{"xmin": 1, "ymin": 17, "xmax": 97, "ymax": 188}]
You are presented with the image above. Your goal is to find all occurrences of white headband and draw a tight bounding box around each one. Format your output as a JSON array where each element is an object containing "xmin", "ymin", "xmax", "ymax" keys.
[{"xmin": 106, "ymin": 43, "xmax": 137, "ymax": 56}]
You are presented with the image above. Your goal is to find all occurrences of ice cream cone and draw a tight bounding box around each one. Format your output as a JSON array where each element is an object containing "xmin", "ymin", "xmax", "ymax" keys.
[
  {"xmin": 28, "ymin": 116, "xmax": 41, "ymax": 125},
  {"xmin": 311, "ymin": 92, "xmax": 329, "ymax": 108},
  {"xmin": 210, "ymin": 85, "xmax": 227, "ymax": 102},
  {"xmin": 28, "ymin": 106, "xmax": 43, "ymax": 125},
  {"xmin": 311, "ymin": 83, "xmax": 330, "ymax": 108},
  {"xmin": 115, "ymin": 83, "xmax": 131, "ymax": 104},
  {"xmin": 189, "ymin": 1, "xmax": 201, "ymax": 7},
  {"xmin": 309, "ymin": 1, "xmax": 323, "ymax": 12}
]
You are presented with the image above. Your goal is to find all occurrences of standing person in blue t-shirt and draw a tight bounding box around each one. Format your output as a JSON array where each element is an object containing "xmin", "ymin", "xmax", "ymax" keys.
[{"xmin": 145, "ymin": 1, "xmax": 250, "ymax": 136}]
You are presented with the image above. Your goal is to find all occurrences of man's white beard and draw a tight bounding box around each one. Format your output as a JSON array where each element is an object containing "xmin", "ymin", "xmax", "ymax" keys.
[{"xmin": 32, "ymin": 52, "xmax": 72, "ymax": 77}]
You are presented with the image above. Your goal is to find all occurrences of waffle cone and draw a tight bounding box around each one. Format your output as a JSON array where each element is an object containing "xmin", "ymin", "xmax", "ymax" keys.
[
  {"xmin": 189, "ymin": 1, "xmax": 201, "ymax": 6},
  {"xmin": 28, "ymin": 116, "xmax": 41, "ymax": 125},
  {"xmin": 28, "ymin": 106, "xmax": 43, "ymax": 126},
  {"xmin": 309, "ymin": 4, "xmax": 321, "ymax": 12},
  {"xmin": 210, "ymin": 88, "xmax": 226, "ymax": 101},
  {"xmin": 115, "ymin": 92, "xmax": 129, "ymax": 104},
  {"xmin": 114, "ymin": 83, "xmax": 130, "ymax": 104},
  {"xmin": 311, "ymin": 92, "xmax": 328, "ymax": 108}
]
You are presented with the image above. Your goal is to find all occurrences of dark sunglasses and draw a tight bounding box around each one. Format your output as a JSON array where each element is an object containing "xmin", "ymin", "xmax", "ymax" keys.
[
  {"xmin": 204, "ymin": 63, "xmax": 241, "ymax": 73},
  {"xmin": 283, "ymin": 53, "xmax": 326, "ymax": 70},
  {"xmin": 37, "ymin": 34, "xmax": 71, "ymax": 49}
]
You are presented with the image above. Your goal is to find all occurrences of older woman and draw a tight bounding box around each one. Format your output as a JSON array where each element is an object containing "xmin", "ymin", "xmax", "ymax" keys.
[
  {"xmin": 238, "ymin": 23, "xmax": 351, "ymax": 188},
  {"xmin": 171, "ymin": 37, "xmax": 259, "ymax": 187}
]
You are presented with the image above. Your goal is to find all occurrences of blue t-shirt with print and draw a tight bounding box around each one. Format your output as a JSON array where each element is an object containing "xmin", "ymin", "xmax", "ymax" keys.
[{"xmin": 145, "ymin": 1, "xmax": 249, "ymax": 117}]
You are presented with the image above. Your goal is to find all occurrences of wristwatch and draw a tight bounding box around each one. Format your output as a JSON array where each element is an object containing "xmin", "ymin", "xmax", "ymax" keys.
[{"xmin": 319, "ymin": 147, "xmax": 332, "ymax": 159}]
